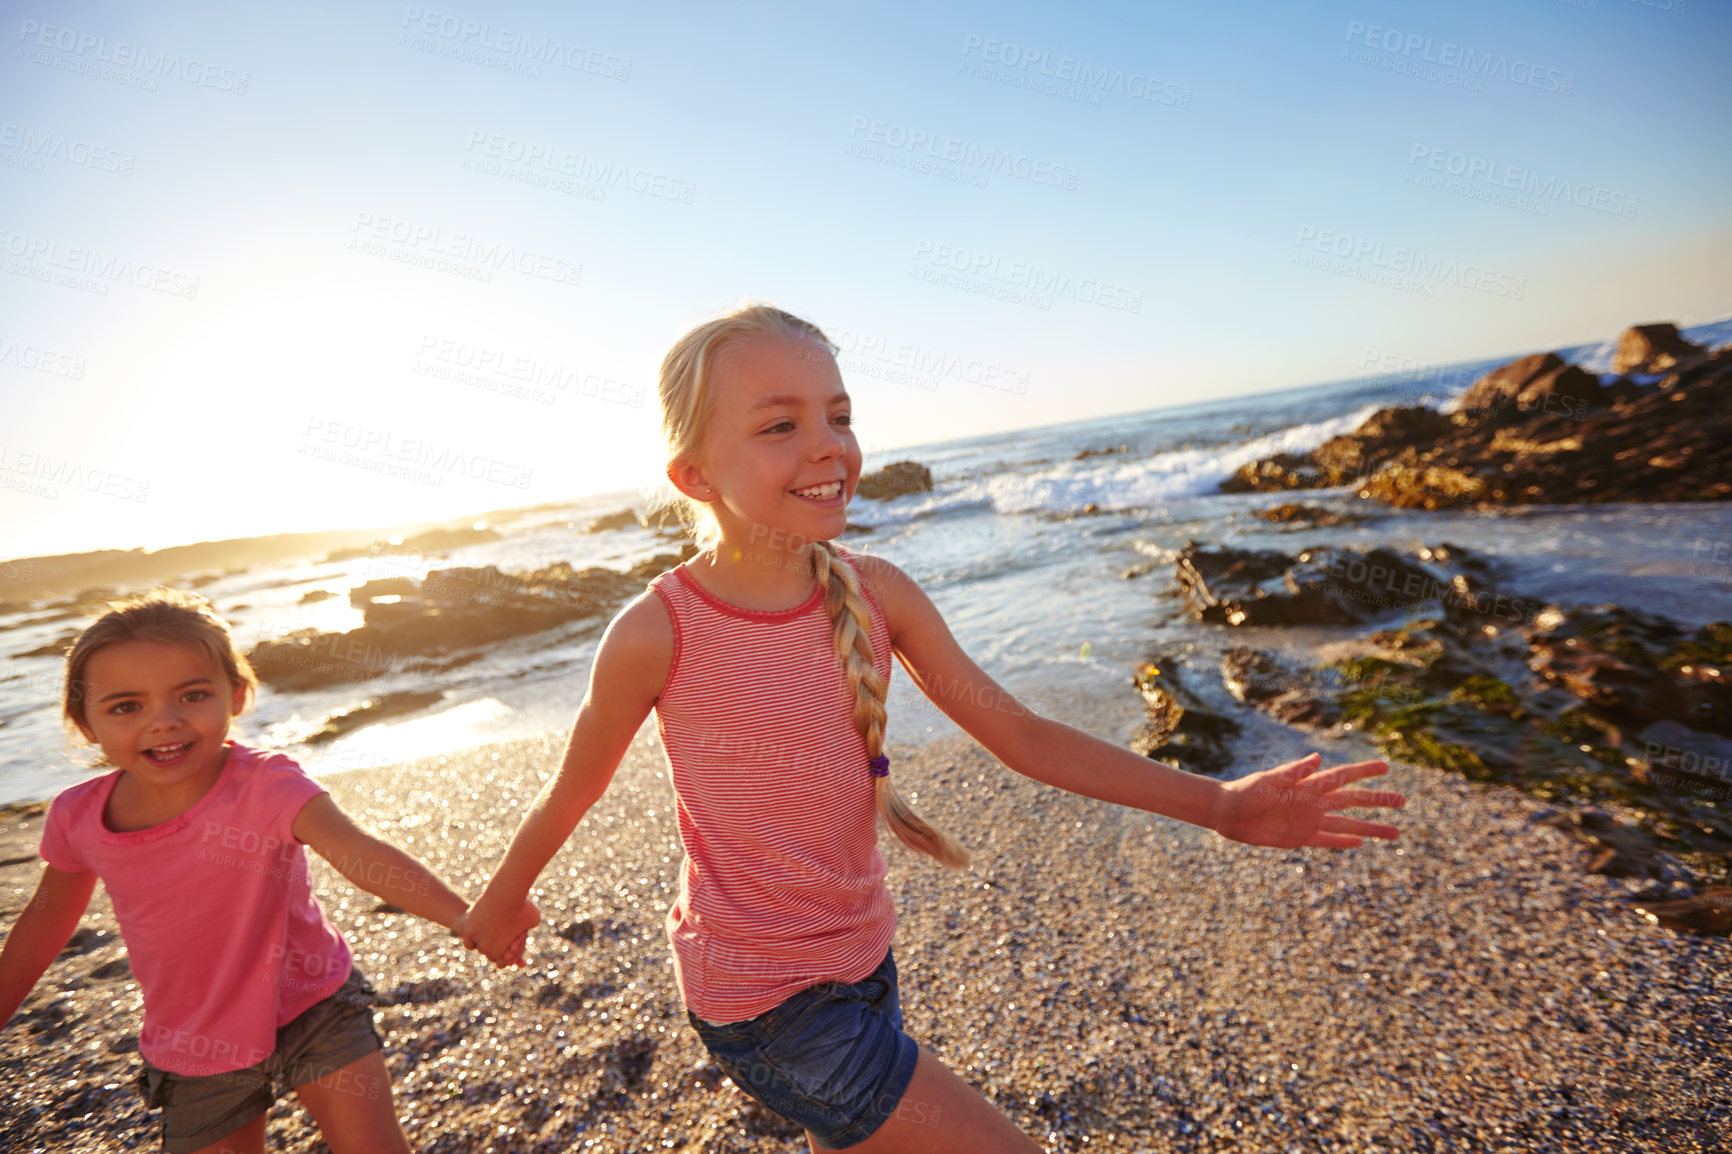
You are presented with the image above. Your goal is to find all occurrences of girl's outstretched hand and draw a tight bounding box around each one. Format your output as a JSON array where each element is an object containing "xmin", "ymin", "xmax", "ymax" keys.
[
  {"xmin": 460, "ymin": 895, "xmax": 541, "ymax": 968},
  {"xmin": 1214, "ymin": 753, "xmax": 1404, "ymax": 849}
]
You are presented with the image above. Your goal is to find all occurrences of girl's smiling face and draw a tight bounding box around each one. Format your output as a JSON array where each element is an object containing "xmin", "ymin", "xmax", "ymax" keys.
[
  {"xmin": 75, "ymin": 639, "xmax": 246, "ymax": 795},
  {"xmin": 679, "ymin": 334, "xmax": 862, "ymax": 549}
]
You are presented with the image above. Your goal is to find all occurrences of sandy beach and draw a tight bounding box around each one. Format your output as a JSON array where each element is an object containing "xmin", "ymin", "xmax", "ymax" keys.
[{"xmin": 3, "ymin": 717, "xmax": 1729, "ymax": 1152}]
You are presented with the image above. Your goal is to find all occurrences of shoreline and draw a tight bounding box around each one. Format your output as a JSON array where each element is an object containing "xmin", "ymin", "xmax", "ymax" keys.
[{"xmin": 3, "ymin": 725, "xmax": 1729, "ymax": 1151}]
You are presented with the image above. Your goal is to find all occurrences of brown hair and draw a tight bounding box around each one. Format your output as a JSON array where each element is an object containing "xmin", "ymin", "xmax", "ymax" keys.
[
  {"xmin": 64, "ymin": 588, "xmax": 257, "ymax": 738},
  {"xmin": 657, "ymin": 304, "xmax": 968, "ymax": 868}
]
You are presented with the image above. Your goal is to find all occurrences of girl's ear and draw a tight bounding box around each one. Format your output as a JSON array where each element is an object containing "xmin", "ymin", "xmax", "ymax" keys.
[
  {"xmin": 230, "ymin": 679, "xmax": 249, "ymax": 717},
  {"xmin": 667, "ymin": 458, "xmax": 715, "ymax": 504}
]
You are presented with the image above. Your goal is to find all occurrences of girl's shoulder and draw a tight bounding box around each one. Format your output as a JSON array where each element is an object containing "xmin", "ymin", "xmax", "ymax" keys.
[{"xmin": 595, "ymin": 589, "xmax": 675, "ymax": 702}]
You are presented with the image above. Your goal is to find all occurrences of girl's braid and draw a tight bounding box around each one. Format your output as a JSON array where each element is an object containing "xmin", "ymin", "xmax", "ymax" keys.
[{"xmin": 812, "ymin": 540, "xmax": 969, "ymax": 869}]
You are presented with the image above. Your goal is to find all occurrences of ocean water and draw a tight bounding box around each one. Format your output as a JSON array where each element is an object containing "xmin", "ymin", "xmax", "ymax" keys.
[{"xmin": 4, "ymin": 320, "xmax": 1731, "ymax": 806}]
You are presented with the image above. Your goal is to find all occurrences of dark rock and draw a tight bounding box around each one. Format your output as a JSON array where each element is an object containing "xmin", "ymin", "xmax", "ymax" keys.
[
  {"xmin": 1172, "ymin": 541, "xmax": 1484, "ymax": 627},
  {"xmin": 400, "ymin": 525, "xmax": 502, "ymax": 552},
  {"xmin": 298, "ymin": 588, "xmax": 337, "ymax": 604},
  {"xmin": 584, "ymin": 509, "xmax": 640, "ymax": 533},
  {"xmin": 1633, "ymin": 887, "xmax": 1732, "ymax": 935},
  {"xmin": 855, "ymin": 461, "xmax": 933, "ymax": 500},
  {"xmin": 1219, "ymin": 648, "xmax": 1341, "ymax": 729},
  {"xmin": 1218, "ymin": 452, "xmax": 1323, "ymax": 494},
  {"xmin": 249, "ymin": 561, "xmax": 645, "ymax": 690},
  {"xmin": 304, "ymin": 690, "xmax": 445, "ymax": 744},
  {"xmin": 1524, "ymin": 607, "xmax": 1732, "ymax": 736},
  {"xmin": 11, "ymin": 629, "xmax": 77, "ymax": 660},
  {"xmin": 1075, "ymin": 444, "xmax": 1129, "ymax": 460},
  {"xmin": 1253, "ymin": 503, "xmax": 1363, "ymax": 527},
  {"xmin": 1312, "ymin": 406, "xmax": 1456, "ymax": 485},
  {"xmin": 1129, "ymin": 662, "xmax": 1240, "ymax": 776},
  {"xmin": 1454, "ymin": 352, "xmax": 1603, "ymax": 419},
  {"xmin": 1610, "ymin": 322, "xmax": 1704, "ymax": 376},
  {"xmin": 1219, "ymin": 331, "xmax": 1732, "ymax": 509}
]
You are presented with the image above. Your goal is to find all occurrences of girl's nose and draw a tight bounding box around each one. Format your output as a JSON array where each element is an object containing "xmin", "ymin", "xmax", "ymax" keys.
[
  {"xmin": 808, "ymin": 423, "xmax": 845, "ymax": 460},
  {"xmin": 142, "ymin": 700, "xmax": 185, "ymax": 730}
]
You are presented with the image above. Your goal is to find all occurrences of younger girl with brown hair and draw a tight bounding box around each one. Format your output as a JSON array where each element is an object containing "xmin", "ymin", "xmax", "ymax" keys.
[
  {"xmin": 0, "ymin": 589, "xmax": 502, "ymax": 1153},
  {"xmin": 464, "ymin": 304, "xmax": 1405, "ymax": 1151}
]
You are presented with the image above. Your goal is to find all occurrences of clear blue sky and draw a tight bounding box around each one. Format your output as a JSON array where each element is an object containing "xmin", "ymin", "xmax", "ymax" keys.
[{"xmin": 3, "ymin": 0, "xmax": 1728, "ymax": 558}]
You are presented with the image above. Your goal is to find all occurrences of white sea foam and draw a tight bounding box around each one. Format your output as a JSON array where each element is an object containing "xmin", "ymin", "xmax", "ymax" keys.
[{"xmin": 849, "ymin": 404, "xmax": 1381, "ymax": 524}]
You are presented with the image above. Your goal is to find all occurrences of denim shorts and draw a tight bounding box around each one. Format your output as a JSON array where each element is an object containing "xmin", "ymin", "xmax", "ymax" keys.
[
  {"xmin": 687, "ymin": 949, "xmax": 920, "ymax": 1149},
  {"xmin": 135, "ymin": 967, "xmax": 383, "ymax": 1154}
]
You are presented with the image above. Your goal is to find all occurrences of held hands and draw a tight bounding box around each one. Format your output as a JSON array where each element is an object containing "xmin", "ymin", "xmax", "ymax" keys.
[
  {"xmin": 1213, "ymin": 753, "xmax": 1405, "ymax": 849},
  {"xmin": 458, "ymin": 894, "xmax": 542, "ymax": 969}
]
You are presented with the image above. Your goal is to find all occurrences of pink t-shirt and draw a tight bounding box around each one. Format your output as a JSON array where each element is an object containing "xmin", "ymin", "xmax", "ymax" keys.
[
  {"xmin": 38, "ymin": 743, "xmax": 351, "ymax": 1076},
  {"xmin": 649, "ymin": 550, "xmax": 897, "ymax": 1024}
]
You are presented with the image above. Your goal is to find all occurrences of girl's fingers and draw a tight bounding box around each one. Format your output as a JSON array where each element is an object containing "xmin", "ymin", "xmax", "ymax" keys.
[
  {"xmin": 1298, "ymin": 759, "xmax": 1391, "ymax": 793},
  {"xmin": 1319, "ymin": 788, "xmax": 1407, "ymax": 812},
  {"xmin": 1319, "ymin": 813, "xmax": 1400, "ymax": 840}
]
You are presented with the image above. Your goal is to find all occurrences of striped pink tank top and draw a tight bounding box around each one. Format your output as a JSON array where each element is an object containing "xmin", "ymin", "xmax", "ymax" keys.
[{"xmin": 648, "ymin": 551, "xmax": 896, "ymax": 1023}]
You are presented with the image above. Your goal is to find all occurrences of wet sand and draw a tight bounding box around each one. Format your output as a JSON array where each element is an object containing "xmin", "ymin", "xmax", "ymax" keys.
[{"xmin": 2, "ymin": 723, "xmax": 1729, "ymax": 1152}]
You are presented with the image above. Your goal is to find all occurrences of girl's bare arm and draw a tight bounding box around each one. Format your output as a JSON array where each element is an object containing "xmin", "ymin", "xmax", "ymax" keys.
[
  {"xmin": 866, "ymin": 558, "xmax": 1403, "ymax": 846},
  {"xmin": 0, "ymin": 864, "xmax": 98, "ymax": 1027},
  {"xmin": 292, "ymin": 795, "xmax": 472, "ymax": 932},
  {"xmin": 463, "ymin": 593, "xmax": 670, "ymax": 958}
]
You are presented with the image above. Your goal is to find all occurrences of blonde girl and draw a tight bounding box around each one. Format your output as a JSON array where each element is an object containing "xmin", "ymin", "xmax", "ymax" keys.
[
  {"xmin": 464, "ymin": 304, "xmax": 1404, "ymax": 1150},
  {"xmin": 0, "ymin": 590, "xmax": 501, "ymax": 1153}
]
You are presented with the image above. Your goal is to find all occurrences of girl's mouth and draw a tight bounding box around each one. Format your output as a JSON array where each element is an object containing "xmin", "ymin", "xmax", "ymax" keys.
[
  {"xmin": 791, "ymin": 481, "xmax": 844, "ymax": 503},
  {"xmin": 142, "ymin": 741, "xmax": 193, "ymax": 766}
]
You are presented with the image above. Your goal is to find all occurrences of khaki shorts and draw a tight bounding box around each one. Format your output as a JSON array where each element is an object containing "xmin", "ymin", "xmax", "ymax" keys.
[{"xmin": 134, "ymin": 967, "xmax": 383, "ymax": 1154}]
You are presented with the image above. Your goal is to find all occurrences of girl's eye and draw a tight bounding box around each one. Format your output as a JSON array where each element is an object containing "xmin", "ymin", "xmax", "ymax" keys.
[
  {"xmin": 833, "ymin": 413, "xmax": 852, "ymax": 427},
  {"xmin": 183, "ymin": 690, "xmax": 210, "ymax": 702},
  {"xmin": 110, "ymin": 702, "xmax": 137, "ymax": 715},
  {"xmin": 764, "ymin": 420, "xmax": 794, "ymax": 434}
]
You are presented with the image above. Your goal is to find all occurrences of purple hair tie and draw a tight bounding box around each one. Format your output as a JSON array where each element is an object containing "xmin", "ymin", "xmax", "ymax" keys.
[{"xmin": 868, "ymin": 755, "xmax": 890, "ymax": 778}]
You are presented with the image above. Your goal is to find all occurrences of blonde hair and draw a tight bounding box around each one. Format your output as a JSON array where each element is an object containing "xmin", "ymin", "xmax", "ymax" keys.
[
  {"xmin": 657, "ymin": 304, "xmax": 968, "ymax": 868},
  {"xmin": 64, "ymin": 588, "xmax": 257, "ymax": 739}
]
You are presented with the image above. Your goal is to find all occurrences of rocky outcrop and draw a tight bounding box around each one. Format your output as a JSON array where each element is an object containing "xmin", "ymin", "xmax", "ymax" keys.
[
  {"xmin": 1611, "ymin": 322, "xmax": 1704, "ymax": 375},
  {"xmin": 1218, "ymin": 648, "xmax": 1341, "ymax": 729},
  {"xmin": 304, "ymin": 690, "xmax": 445, "ymax": 744},
  {"xmin": 1159, "ymin": 538, "xmax": 1732, "ymax": 932},
  {"xmin": 1253, "ymin": 503, "xmax": 1364, "ymax": 527},
  {"xmin": 1451, "ymin": 352, "xmax": 1603, "ymax": 419},
  {"xmin": 1524, "ymin": 607, "xmax": 1732, "ymax": 737},
  {"xmin": 855, "ymin": 461, "xmax": 933, "ymax": 500},
  {"xmin": 1172, "ymin": 541, "xmax": 1509, "ymax": 628},
  {"xmin": 1129, "ymin": 662, "xmax": 1240, "ymax": 776},
  {"xmin": 248, "ymin": 553, "xmax": 692, "ymax": 691},
  {"xmin": 1219, "ymin": 326, "xmax": 1731, "ymax": 509},
  {"xmin": 583, "ymin": 509, "xmax": 641, "ymax": 533}
]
